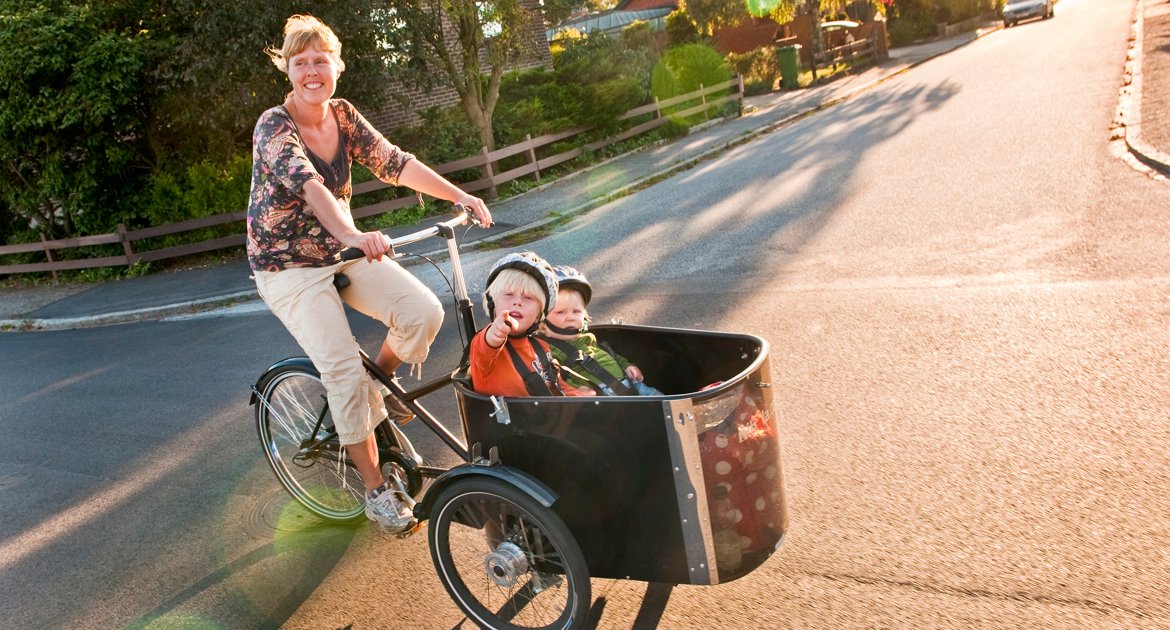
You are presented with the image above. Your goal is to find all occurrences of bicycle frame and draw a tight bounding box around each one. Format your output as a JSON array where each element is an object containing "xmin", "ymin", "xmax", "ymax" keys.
[{"xmin": 358, "ymin": 211, "xmax": 479, "ymax": 471}]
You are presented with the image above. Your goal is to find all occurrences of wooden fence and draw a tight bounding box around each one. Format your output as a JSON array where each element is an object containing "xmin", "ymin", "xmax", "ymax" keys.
[
  {"xmin": 0, "ymin": 76, "xmax": 744, "ymax": 278},
  {"xmin": 811, "ymin": 37, "xmax": 881, "ymax": 81}
]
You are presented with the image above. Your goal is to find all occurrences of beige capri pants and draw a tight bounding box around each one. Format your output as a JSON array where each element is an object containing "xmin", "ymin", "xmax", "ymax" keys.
[{"xmin": 254, "ymin": 257, "xmax": 444, "ymax": 445}]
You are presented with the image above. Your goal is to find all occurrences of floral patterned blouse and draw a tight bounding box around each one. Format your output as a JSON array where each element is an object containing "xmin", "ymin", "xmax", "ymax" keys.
[{"xmin": 246, "ymin": 98, "xmax": 414, "ymax": 271}]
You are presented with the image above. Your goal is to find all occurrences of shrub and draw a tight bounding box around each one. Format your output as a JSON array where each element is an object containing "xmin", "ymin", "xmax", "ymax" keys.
[
  {"xmin": 888, "ymin": 0, "xmax": 938, "ymax": 45},
  {"xmin": 136, "ymin": 155, "xmax": 250, "ymax": 227},
  {"xmin": 727, "ymin": 46, "xmax": 778, "ymax": 95},
  {"xmin": 620, "ymin": 20, "xmax": 663, "ymax": 53},
  {"xmin": 651, "ymin": 43, "xmax": 732, "ymax": 120}
]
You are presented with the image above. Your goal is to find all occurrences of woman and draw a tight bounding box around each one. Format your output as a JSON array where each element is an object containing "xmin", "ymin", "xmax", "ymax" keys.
[{"xmin": 247, "ymin": 14, "xmax": 493, "ymax": 532}]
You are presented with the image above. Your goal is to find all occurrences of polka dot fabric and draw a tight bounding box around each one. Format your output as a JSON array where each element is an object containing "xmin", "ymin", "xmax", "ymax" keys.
[{"xmin": 699, "ymin": 388, "xmax": 784, "ymax": 555}]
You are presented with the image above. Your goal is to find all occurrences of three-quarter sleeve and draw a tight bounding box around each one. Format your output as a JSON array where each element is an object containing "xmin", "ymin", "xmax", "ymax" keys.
[{"xmin": 335, "ymin": 99, "xmax": 415, "ymax": 185}]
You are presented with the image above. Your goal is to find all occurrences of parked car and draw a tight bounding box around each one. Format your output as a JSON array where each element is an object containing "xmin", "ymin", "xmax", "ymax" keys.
[{"xmin": 1003, "ymin": 0, "xmax": 1054, "ymax": 26}]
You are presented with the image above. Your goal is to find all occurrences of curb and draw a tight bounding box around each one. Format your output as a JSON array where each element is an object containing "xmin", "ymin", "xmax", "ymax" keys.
[
  {"xmin": 1119, "ymin": 0, "xmax": 1170, "ymax": 176},
  {"xmin": 0, "ymin": 290, "xmax": 261, "ymax": 332}
]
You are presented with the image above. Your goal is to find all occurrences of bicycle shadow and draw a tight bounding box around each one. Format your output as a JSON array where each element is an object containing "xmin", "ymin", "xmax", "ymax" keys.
[{"xmin": 442, "ymin": 581, "xmax": 672, "ymax": 630}]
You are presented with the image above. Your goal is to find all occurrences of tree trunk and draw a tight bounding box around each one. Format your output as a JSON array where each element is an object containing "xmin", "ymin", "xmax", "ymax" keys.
[{"xmin": 462, "ymin": 98, "xmax": 498, "ymax": 199}]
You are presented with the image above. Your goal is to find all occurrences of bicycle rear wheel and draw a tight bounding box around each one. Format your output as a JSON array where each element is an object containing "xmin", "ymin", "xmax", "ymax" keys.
[{"xmin": 255, "ymin": 363, "xmax": 366, "ymax": 522}]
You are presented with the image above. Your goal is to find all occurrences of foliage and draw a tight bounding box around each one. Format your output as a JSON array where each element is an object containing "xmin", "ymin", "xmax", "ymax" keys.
[
  {"xmin": 392, "ymin": 107, "xmax": 482, "ymax": 167},
  {"xmin": 680, "ymin": 0, "xmax": 824, "ymax": 36},
  {"xmin": 0, "ymin": 2, "xmax": 150, "ymax": 240},
  {"xmin": 651, "ymin": 43, "xmax": 732, "ymax": 103},
  {"xmin": 376, "ymin": 0, "xmax": 545, "ymax": 153},
  {"xmin": 887, "ymin": 0, "xmax": 937, "ymax": 45},
  {"xmin": 619, "ymin": 20, "xmax": 662, "ymax": 53},
  {"xmin": 664, "ymin": 9, "xmax": 701, "ymax": 46},
  {"xmin": 0, "ymin": 0, "xmax": 432, "ymax": 242},
  {"xmin": 134, "ymin": 156, "xmax": 250, "ymax": 227},
  {"xmin": 545, "ymin": 32, "xmax": 656, "ymax": 130},
  {"xmin": 145, "ymin": 0, "xmax": 405, "ymax": 164},
  {"xmin": 936, "ymin": 0, "xmax": 992, "ymax": 22},
  {"xmin": 679, "ymin": 0, "xmax": 750, "ymax": 36},
  {"xmin": 727, "ymin": 46, "xmax": 779, "ymax": 95}
]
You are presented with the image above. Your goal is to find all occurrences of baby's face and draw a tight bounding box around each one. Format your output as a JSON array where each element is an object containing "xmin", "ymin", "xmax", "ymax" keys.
[{"xmin": 545, "ymin": 289, "xmax": 588, "ymax": 339}]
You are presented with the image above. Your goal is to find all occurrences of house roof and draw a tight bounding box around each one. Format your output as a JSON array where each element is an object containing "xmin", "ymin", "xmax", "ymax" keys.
[
  {"xmin": 615, "ymin": 0, "xmax": 678, "ymax": 10},
  {"xmin": 547, "ymin": 7, "xmax": 674, "ymax": 39}
]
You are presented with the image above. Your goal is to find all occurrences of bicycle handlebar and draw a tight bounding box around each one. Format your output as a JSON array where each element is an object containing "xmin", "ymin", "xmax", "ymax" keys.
[{"xmin": 339, "ymin": 206, "xmax": 476, "ymax": 261}]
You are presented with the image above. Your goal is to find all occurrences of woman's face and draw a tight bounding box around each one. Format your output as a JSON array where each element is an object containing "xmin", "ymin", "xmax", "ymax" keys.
[{"xmin": 286, "ymin": 42, "xmax": 339, "ymax": 106}]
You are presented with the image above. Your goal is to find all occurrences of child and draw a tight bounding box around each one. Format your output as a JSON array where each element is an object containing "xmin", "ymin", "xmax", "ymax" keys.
[
  {"xmin": 469, "ymin": 252, "xmax": 593, "ymax": 397},
  {"xmin": 540, "ymin": 265, "xmax": 663, "ymax": 396}
]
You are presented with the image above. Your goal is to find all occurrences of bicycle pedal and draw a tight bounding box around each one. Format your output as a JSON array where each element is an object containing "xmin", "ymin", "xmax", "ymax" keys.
[{"xmin": 396, "ymin": 519, "xmax": 425, "ymax": 539}]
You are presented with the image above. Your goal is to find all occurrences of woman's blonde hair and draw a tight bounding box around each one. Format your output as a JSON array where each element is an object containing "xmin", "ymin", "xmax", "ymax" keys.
[
  {"xmin": 484, "ymin": 269, "xmax": 546, "ymax": 317},
  {"xmin": 266, "ymin": 14, "xmax": 345, "ymax": 73}
]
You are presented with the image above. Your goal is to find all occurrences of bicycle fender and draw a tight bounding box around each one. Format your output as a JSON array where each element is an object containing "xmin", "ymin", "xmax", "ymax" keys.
[
  {"xmin": 249, "ymin": 356, "xmax": 316, "ymax": 405},
  {"xmin": 414, "ymin": 465, "xmax": 559, "ymax": 521}
]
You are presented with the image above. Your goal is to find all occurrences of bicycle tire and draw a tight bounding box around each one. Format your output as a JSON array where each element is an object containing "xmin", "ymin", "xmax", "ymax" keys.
[
  {"xmin": 254, "ymin": 363, "xmax": 423, "ymax": 523},
  {"xmin": 428, "ymin": 478, "xmax": 590, "ymax": 630}
]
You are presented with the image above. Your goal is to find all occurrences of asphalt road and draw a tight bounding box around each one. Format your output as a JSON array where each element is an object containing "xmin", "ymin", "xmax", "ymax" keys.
[{"xmin": 2, "ymin": 0, "xmax": 1168, "ymax": 627}]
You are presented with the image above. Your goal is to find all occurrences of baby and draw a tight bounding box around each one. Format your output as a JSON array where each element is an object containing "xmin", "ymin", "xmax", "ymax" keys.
[{"xmin": 540, "ymin": 265, "xmax": 663, "ymax": 396}]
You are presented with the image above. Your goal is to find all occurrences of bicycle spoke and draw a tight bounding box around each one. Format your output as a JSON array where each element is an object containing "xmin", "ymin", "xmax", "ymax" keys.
[{"xmin": 256, "ymin": 367, "xmax": 365, "ymax": 521}]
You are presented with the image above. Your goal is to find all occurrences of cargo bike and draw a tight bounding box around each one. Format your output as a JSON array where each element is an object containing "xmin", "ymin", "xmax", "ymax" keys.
[{"xmin": 250, "ymin": 210, "xmax": 789, "ymax": 630}]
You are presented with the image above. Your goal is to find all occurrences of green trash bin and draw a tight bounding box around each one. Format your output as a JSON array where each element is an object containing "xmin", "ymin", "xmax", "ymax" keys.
[{"xmin": 777, "ymin": 44, "xmax": 802, "ymax": 89}]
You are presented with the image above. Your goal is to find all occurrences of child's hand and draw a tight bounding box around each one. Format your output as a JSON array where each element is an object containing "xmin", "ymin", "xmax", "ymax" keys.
[
  {"xmin": 486, "ymin": 311, "xmax": 518, "ymax": 348},
  {"xmin": 625, "ymin": 365, "xmax": 645, "ymax": 383},
  {"xmin": 571, "ymin": 385, "xmax": 597, "ymax": 396}
]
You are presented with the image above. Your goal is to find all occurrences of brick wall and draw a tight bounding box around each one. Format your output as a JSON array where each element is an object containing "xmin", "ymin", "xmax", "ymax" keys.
[{"xmin": 367, "ymin": 0, "xmax": 553, "ymax": 133}]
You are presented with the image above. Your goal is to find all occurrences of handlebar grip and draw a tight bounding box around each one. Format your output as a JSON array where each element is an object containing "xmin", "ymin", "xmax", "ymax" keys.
[{"xmin": 339, "ymin": 247, "xmax": 366, "ymax": 262}]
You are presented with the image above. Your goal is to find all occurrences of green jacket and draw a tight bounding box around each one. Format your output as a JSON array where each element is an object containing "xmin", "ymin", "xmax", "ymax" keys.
[{"xmin": 544, "ymin": 332, "xmax": 631, "ymax": 390}]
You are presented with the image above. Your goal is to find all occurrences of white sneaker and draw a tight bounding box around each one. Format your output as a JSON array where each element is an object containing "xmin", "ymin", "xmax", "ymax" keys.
[{"xmin": 365, "ymin": 483, "xmax": 414, "ymax": 533}]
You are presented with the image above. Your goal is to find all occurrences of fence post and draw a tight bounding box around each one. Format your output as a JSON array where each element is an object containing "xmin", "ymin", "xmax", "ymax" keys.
[
  {"xmin": 700, "ymin": 83, "xmax": 708, "ymax": 120},
  {"xmin": 117, "ymin": 222, "xmax": 136, "ymax": 267},
  {"xmin": 654, "ymin": 96, "xmax": 661, "ymax": 119},
  {"xmin": 481, "ymin": 146, "xmax": 497, "ymax": 201},
  {"xmin": 39, "ymin": 233, "xmax": 59, "ymax": 283},
  {"xmin": 526, "ymin": 133, "xmax": 540, "ymax": 182},
  {"xmin": 736, "ymin": 74, "xmax": 745, "ymax": 117}
]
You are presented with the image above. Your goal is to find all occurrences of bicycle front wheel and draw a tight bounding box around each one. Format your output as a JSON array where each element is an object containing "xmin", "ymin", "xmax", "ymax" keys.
[
  {"xmin": 429, "ymin": 478, "xmax": 591, "ymax": 630},
  {"xmin": 254, "ymin": 363, "xmax": 365, "ymax": 522}
]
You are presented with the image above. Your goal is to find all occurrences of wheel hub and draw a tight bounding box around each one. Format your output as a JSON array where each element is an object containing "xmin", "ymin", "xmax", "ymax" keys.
[{"xmin": 483, "ymin": 541, "xmax": 529, "ymax": 587}]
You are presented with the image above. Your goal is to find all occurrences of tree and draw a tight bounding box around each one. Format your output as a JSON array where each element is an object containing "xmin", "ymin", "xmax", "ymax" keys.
[
  {"xmin": 0, "ymin": 0, "xmax": 425, "ymax": 239},
  {"xmin": 0, "ymin": 1, "xmax": 150, "ymax": 239},
  {"xmin": 378, "ymin": 0, "xmax": 549, "ymax": 154},
  {"xmin": 680, "ymin": 0, "xmax": 881, "ymax": 40},
  {"xmin": 680, "ymin": 0, "xmax": 752, "ymax": 36},
  {"xmin": 144, "ymin": 0, "xmax": 410, "ymax": 164}
]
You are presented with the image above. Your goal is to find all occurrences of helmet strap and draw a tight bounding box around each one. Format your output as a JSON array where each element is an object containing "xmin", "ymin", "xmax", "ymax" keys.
[{"xmin": 544, "ymin": 321, "xmax": 582, "ymax": 336}]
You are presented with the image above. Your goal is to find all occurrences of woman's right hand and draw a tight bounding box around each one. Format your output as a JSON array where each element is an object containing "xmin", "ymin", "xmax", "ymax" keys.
[{"xmin": 347, "ymin": 230, "xmax": 394, "ymax": 262}]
